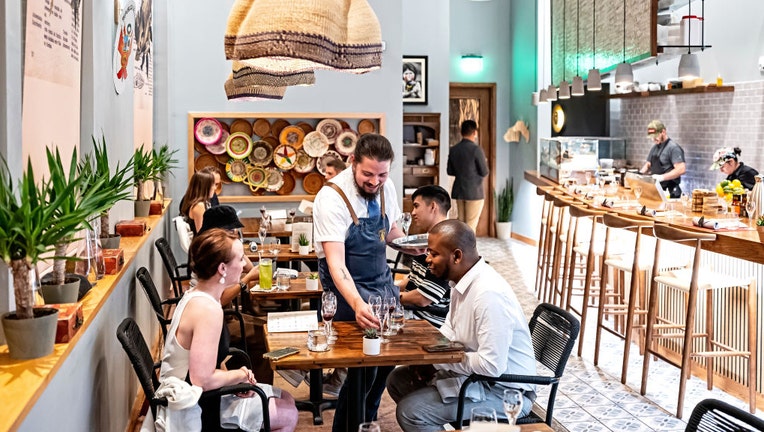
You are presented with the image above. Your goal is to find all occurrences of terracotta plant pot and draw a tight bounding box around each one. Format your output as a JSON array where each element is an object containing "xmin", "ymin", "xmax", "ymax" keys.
[{"xmin": 757, "ymin": 226, "xmax": 764, "ymax": 243}]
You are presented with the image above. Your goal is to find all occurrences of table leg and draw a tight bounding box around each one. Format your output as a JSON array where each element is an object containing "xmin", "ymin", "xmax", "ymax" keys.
[
  {"xmin": 346, "ymin": 368, "xmax": 365, "ymax": 431},
  {"xmin": 294, "ymin": 369, "xmax": 337, "ymax": 425}
]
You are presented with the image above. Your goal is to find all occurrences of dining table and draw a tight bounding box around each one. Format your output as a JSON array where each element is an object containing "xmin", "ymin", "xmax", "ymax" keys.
[
  {"xmin": 244, "ymin": 242, "xmax": 317, "ymax": 262},
  {"xmin": 240, "ymin": 216, "xmax": 311, "ymax": 238},
  {"xmin": 264, "ymin": 320, "xmax": 464, "ymax": 431}
]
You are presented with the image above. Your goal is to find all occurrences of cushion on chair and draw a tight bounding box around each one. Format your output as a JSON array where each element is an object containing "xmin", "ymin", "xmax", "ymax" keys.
[{"xmin": 174, "ymin": 216, "xmax": 193, "ymax": 253}]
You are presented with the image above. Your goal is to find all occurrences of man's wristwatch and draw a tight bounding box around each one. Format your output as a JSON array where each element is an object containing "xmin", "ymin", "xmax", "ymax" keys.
[{"xmin": 240, "ymin": 281, "xmax": 248, "ymax": 292}]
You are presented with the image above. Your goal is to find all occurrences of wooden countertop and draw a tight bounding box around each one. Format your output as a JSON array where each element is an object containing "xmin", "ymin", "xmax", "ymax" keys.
[
  {"xmin": 524, "ymin": 170, "xmax": 764, "ymax": 265},
  {"xmin": 0, "ymin": 201, "xmax": 171, "ymax": 432}
]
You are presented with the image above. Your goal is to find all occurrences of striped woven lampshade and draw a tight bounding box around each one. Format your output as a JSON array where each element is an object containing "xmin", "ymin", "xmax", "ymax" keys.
[
  {"xmin": 230, "ymin": 61, "xmax": 316, "ymax": 87},
  {"xmin": 224, "ymin": 72, "xmax": 288, "ymax": 101},
  {"xmin": 225, "ymin": 0, "xmax": 383, "ymax": 74}
]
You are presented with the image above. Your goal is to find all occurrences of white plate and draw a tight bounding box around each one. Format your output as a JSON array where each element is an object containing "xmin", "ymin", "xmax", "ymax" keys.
[{"xmin": 391, "ymin": 234, "xmax": 428, "ymax": 249}]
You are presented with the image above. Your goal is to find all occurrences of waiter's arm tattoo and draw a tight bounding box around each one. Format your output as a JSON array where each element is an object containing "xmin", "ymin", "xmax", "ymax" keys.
[{"xmin": 340, "ymin": 268, "xmax": 350, "ymax": 280}]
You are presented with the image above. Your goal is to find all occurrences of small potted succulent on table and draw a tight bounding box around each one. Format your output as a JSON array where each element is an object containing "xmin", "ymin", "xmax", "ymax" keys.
[
  {"xmin": 363, "ymin": 327, "xmax": 380, "ymax": 356},
  {"xmin": 305, "ymin": 272, "xmax": 319, "ymax": 291},
  {"xmin": 298, "ymin": 233, "xmax": 311, "ymax": 256}
]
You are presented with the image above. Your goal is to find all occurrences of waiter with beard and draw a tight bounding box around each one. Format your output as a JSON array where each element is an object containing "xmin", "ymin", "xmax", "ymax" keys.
[{"xmin": 313, "ymin": 133, "xmax": 406, "ymax": 431}]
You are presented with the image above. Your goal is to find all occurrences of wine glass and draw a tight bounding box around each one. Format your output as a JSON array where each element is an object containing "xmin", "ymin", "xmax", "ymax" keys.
[
  {"xmin": 633, "ymin": 185, "xmax": 643, "ymax": 202},
  {"xmin": 470, "ymin": 407, "xmax": 498, "ymax": 426},
  {"xmin": 322, "ymin": 291, "xmax": 337, "ymax": 343},
  {"xmin": 257, "ymin": 225, "xmax": 267, "ymax": 261},
  {"xmin": 389, "ymin": 304, "xmax": 405, "ymax": 333},
  {"xmin": 358, "ymin": 422, "xmax": 381, "ymax": 432},
  {"xmin": 746, "ymin": 198, "xmax": 757, "ymax": 221},
  {"xmin": 399, "ymin": 212, "xmax": 412, "ymax": 237},
  {"xmin": 260, "ymin": 205, "xmax": 267, "ymax": 220},
  {"xmin": 288, "ymin": 207, "xmax": 296, "ymax": 224},
  {"xmin": 503, "ymin": 388, "xmax": 523, "ymax": 425},
  {"xmin": 681, "ymin": 193, "xmax": 691, "ymax": 215},
  {"xmin": 584, "ymin": 170, "xmax": 593, "ymax": 186},
  {"xmin": 380, "ymin": 295, "xmax": 397, "ymax": 340},
  {"xmin": 268, "ymin": 238, "xmax": 280, "ymax": 258},
  {"xmin": 368, "ymin": 294, "xmax": 382, "ymax": 334}
]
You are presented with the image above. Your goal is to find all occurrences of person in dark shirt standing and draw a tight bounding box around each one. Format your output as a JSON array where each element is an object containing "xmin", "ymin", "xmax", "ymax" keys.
[
  {"xmin": 710, "ymin": 146, "xmax": 759, "ymax": 191},
  {"xmin": 639, "ymin": 120, "xmax": 686, "ymax": 198},
  {"xmin": 447, "ymin": 120, "xmax": 489, "ymax": 232}
]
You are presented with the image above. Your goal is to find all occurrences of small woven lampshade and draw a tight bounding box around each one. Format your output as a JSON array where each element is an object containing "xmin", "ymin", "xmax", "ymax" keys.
[
  {"xmin": 225, "ymin": 0, "xmax": 383, "ymax": 74},
  {"xmin": 231, "ymin": 61, "xmax": 316, "ymax": 87},
  {"xmin": 224, "ymin": 72, "xmax": 288, "ymax": 101}
]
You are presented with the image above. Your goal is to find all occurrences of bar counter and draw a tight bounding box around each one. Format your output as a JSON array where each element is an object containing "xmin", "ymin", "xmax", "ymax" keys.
[
  {"xmin": 525, "ymin": 170, "xmax": 764, "ymax": 406},
  {"xmin": 0, "ymin": 203, "xmax": 171, "ymax": 431}
]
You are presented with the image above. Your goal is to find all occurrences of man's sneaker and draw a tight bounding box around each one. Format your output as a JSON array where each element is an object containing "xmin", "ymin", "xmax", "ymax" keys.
[
  {"xmin": 323, "ymin": 368, "xmax": 347, "ymax": 397},
  {"xmin": 277, "ymin": 369, "xmax": 307, "ymax": 388}
]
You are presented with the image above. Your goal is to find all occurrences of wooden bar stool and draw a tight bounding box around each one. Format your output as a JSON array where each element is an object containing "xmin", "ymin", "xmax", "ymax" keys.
[
  {"xmin": 563, "ymin": 205, "xmax": 607, "ymax": 356},
  {"xmin": 641, "ymin": 224, "xmax": 757, "ymax": 418},
  {"xmin": 544, "ymin": 196, "xmax": 574, "ymax": 306},
  {"xmin": 593, "ymin": 213, "xmax": 654, "ymax": 383},
  {"xmin": 535, "ymin": 188, "xmax": 564, "ymax": 301},
  {"xmin": 534, "ymin": 186, "xmax": 555, "ymax": 298}
]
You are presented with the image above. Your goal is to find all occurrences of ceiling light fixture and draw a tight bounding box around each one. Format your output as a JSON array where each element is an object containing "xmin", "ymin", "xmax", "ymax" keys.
[
  {"xmin": 614, "ymin": 0, "xmax": 634, "ymax": 92},
  {"xmin": 587, "ymin": 0, "xmax": 601, "ymax": 90},
  {"xmin": 571, "ymin": 0, "xmax": 585, "ymax": 96},
  {"xmin": 558, "ymin": 0, "xmax": 571, "ymax": 100},
  {"xmin": 677, "ymin": 0, "xmax": 701, "ymax": 79}
]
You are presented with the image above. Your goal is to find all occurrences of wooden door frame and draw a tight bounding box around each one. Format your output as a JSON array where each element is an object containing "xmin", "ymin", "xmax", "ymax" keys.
[{"xmin": 449, "ymin": 83, "xmax": 497, "ymax": 237}]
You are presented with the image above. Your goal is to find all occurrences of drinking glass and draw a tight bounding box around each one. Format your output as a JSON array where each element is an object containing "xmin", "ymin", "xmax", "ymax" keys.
[
  {"xmin": 288, "ymin": 207, "xmax": 297, "ymax": 224},
  {"xmin": 633, "ymin": 185, "xmax": 643, "ymax": 201},
  {"xmin": 259, "ymin": 205, "xmax": 267, "ymax": 221},
  {"xmin": 503, "ymin": 389, "xmax": 523, "ymax": 425},
  {"xmin": 746, "ymin": 199, "xmax": 757, "ymax": 220},
  {"xmin": 584, "ymin": 170, "xmax": 592, "ymax": 186},
  {"xmin": 368, "ymin": 295, "xmax": 382, "ymax": 317},
  {"xmin": 307, "ymin": 329, "xmax": 329, "ymax": 351},
  {"xmin": 470, "ymin": 407, "xmax": 498, "ymax": 427},
  {"xmin": 399, "ymin": 212, "xmax": 412, "ymax": 237},
  {"xmin": 322, "ymin": 291, "xmax": 337, "ymax": 342},
  {"xmin": 389, "ymin": 304, "xmax": 406, "ymax": 333},
  {"xmin": 357, "ymin": 422, "xmax": 381, "ymax": 432},
  {"xmin": 382, "ymin": 296, "xmax": 398, "ymax": 338},
  {"xmin": 267, "ymin": 238, "xmax": 280, "ymax": 261},
  {"xmin": 276, "ymin": 272, "xmax": 291, "ymax": 291},
  {"xmin": 258, "ymin": 226, "xmax": 268, "ymax": 261},
  {"xmin": 259, "ymin": 258, "xmax": 273, "ymax": 290}
]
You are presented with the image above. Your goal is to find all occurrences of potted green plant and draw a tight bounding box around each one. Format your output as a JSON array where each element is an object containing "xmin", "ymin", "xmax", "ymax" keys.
[
  {"xmin": 756, "ymin": 216, "xmax": 764, "ymax": 242},
  {"xmin": 0, "ymin": 152, "xmax": 111, "ymax": 359},
  {"xmin": 151, "ymin": 143, "xmax": 179, "ymax": 202},
  {"xmin": 362, "ymin": 327, "xmax": 380, "ymax": 355},
  {"xmin": 83, "ymin": 134, "xmax": 134, "ymax": 249},
  {"xmin": 305, "ymin": 272, "xmax": 319, "ymax": 291},
  {"xmin": 298, "ymin": 233, "xmax": 311, "ymax": 256},
  {"xmin": 133, "ymin": 144, "xmax": 157, "ymax": 217},
  {"xmin": 495, "ymin": 178, "xmax": 514, "ymax": 240}
]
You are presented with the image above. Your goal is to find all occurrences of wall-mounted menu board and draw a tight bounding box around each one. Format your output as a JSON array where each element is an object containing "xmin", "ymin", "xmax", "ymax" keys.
[
  {"xmin": 188, "ymin": 112, "xmax": 385, "ymax": 203},
  {"xmin": 551, "ymin": 0, "xmax": 655, "ymax": 86}
]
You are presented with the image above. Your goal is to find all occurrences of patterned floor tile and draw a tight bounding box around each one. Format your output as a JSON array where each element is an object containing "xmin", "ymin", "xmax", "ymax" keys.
[
  {"xmin": 600, "ymin": 417, "xmax": 655, "ymax": 431},
  {"xmin": 638, "ymin": 413, "xmax": 687, "ymax": 430},
  {"xmin": 564, "ymin": 421, "xmax": 612, "ymax": 432},
  {"xmin": 583, "ymin": 404, "xmax": 634, "ymax": 420},
  {"xmin": 617, "ymin": 402, "xmax": 671, "ymax": 417},
  {"xmin": 567, "ymin": 392, "xmax": 614, "ymax": 407},
  {"xmin": 552, "ymin": 407, "xmax": 601, "ymax": 424}
]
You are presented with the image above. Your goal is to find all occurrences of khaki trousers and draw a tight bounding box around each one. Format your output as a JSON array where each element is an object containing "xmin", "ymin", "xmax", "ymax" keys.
[{"xmin": 455, "ymin": 199, "xmax": 484, "ymax": 232}]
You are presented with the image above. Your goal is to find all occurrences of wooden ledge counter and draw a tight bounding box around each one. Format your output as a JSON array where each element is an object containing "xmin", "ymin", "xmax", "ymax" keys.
[
  {"xmin": 524, "ymin": 170, "xmax": 764, "ymax": 265},
  {"xmin": 0, "ymin": 201, "xmax": 172, "ymax": 432}
]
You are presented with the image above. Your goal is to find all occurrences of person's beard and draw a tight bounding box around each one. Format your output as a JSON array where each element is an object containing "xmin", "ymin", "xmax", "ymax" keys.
[{"xmin": 352, "ymin": 166, "xmax": 382, "ymax": 201}]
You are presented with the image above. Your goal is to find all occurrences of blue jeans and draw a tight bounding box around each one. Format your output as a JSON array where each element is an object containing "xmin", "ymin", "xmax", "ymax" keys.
[{"xmin": 386, "ymin": 366, "xmax": 532, "ymax": 432}]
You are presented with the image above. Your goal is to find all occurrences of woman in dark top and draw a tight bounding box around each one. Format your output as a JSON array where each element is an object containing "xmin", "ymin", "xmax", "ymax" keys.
[
  {"xmin": 180, "ymin": 171, "xmax": 215, "ymax": 234},
  {"xmin": 710, "ymin": 147, "xmax": 759, "ymax": 190}
]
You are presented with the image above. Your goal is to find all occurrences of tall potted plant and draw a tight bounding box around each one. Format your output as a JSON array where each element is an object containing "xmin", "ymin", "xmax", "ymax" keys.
[
  {"xmin": 0, "ymin": 152, "xmax": 111, "ymax": 359},
  {"xmin": 151, "ymin": 143, "xmax": 179, "ymax": 202},
  {"xmin": 495, "ymin": 178, "xmax": 514, "ymax": 240},
  {"xmin": 83, "ymin": 134, "xmax": 134, "ymax": 249},
  {"xmin": 133, "ymin": 144, "xmax": 156, "ymax": 217}
]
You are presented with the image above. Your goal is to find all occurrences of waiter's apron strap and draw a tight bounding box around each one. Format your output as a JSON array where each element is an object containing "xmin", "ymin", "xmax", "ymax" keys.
[{"xmin": 326, "ymin": 182, "xmax": 359, "ymax": 225}]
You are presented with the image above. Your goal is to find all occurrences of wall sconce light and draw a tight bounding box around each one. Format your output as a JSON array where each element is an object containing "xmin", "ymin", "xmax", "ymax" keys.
[{"xmin": 460, "ymin": 55, "xmax": 484, "ymax": 74}]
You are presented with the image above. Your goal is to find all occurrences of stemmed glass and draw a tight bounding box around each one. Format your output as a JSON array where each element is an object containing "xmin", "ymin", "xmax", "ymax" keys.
[
  {"xmin": 389, "ymin": 304, "xmax": 405, "ymax": 333},
  {"xmin": 399, "ymin": 212, "xmax": 412, "ymax": 237},
  {"xmin": 288, "ymin": 207, "xmax": 296, "ymax": 225},
  {"xmin": 322, "ymin": 291, "xmax": 337, "ymax": 343},
  {"xmin": 746, "ymin": 198, "xmax": 757, "ymax": 221},
  {"xmin": 633, "ymin": 185, "xmax": 643, "ymax": 202},
  {"xmin": 381, "ymin": 296, "xmax": 397, "ymax": 340},
  {"xmin": 368, "ymin": 294, "xmax": 383, "ymax": 339},
  {"xmin": 267, "ymin": 238, "xmax": 280, "ymax": 274},
  {"xmin": 503, "ymin": 388, "xmax": 523, "ymax": 425},
  {"xmin": 257, "ymin": 225, "xmax": 267, "ymax": 261},
  {"xmin": 681, "ymin": 193, "xmax": 691, "ymax": 215},
  {"xmin": 584, "ymin": 170, "xmax": 593, "ymax": 186}
]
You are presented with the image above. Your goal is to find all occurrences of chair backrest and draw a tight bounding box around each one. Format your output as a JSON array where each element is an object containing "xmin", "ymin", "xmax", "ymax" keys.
[
  {"xmin": 529, "ymin": 303, "xmax": 580, "ymax": 377},
  {"xmin": 136, "ymin": 267, "xmax": 171, "ymax": 340},
  {"xmin": 174, "ymin": 216, "xmax": 193, "ymax": 253},
  {"xmin": 685, "ymin": 398, "xmax": 764, "ymax": 431},
  {"xmin": 116, "ymin": 317, "xmax": 166, "ymax": 418},
  {"xmin": 155, "ymin": 237, "xmax": 184, "ymax": 297}
]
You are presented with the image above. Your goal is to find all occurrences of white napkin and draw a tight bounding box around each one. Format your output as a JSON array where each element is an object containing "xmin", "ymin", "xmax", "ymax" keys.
[
  {"xmin": 637, "ymin": 206, "xmax": 658, "ymax": 217},
  {"xmin": 693, "ymin": 216, "xmax": 721, "ymax": 230}
]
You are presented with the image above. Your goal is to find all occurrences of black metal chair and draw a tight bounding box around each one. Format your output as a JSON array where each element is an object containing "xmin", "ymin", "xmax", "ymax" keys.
[
  {"xmin": 136, "ymin": 267, "xmax": 178, "ymax": 340},
  {"xmin": 685, "ymin": 398, "xmax": 764, "ymax": 432},
  {"xmin": 116, "ymin": 318, "xmax": 269, "ymax": 431},
  {"xmin": 455, "ymin": 303, "xmax": 580, "ymax": 427},
  {"xmin": 155, "ymin": 237, "xmax": 191, "ymax": 299}
]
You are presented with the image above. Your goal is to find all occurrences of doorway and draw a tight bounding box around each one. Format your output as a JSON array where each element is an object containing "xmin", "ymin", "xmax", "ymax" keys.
[{"xmin": 448, "ymin": 83, "xmax": 496, "ymax": 237}]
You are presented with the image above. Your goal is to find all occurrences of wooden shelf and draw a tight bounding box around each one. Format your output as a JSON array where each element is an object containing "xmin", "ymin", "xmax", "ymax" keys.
[
  {"xmin": 402, "ymin": 143, "xmax": 439, "ymax": 148},
  {"xmin": 607, "ymin": 85, "xmax": 734, "ymax": 99}
]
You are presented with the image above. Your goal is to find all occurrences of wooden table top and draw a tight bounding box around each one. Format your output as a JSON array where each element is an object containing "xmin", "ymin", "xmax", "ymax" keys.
[
  {"xmin": 241, "ymin": 216, "xmax": 311, "ymax": 237},
  {"xmin": 525, "ymin": 170, "xmax": 764, "ymax": 265},
  {"xmin": 245, "ymin": 243, "xmax": 317, "ymax": 262},
  {"xmin": 248, "ymin": 273, "xmax": 323, "ymax": 300},
  {"xmin": 264, "ymin": 320, "xmax": 463, "ymax": 370}
]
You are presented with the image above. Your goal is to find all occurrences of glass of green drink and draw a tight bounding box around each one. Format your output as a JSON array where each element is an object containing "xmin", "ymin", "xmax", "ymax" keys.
[{"xmin": 259, "ymin": 258, "xmax": 273, "ymax": 290}]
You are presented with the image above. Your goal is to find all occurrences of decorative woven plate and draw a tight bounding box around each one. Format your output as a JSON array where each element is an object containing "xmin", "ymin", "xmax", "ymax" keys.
[
  {"xmin": 303, "ymin": 131, "xmax": 330, "ymax": 157},
  {"xmin": 358, "ymin": 119, "xmax": 376, "ymax": 135},
  {"xmin": 219, "ymin": 121, "xmax": 230, "ymax": 133},
  {"xmin": 293, "ymin": 149, "xmax": 316, "ymax": 174},
  {"xmin": 317, "ymin": 150, "xmax": 343, "ymax": 176},
  {"xmin": 215, "ymin": 151, "xmax": 231, "ymax": 165},
  {"xmin": 253, "ymin": 118, "xmax": 271, "ymax": 137},
  {"xmin": 273, "ymin": 144, "xmax": 297, "ymax": 170},
  {"xmin": 276, "ymin": 171, "xmax": 296, "ymax": 195},
  {"xmin": 226, "ymin": 158, "xmax": 249, "ymax": 182},
  {"xmin": 316, "ymin": 119, "xmax": 342, "ymax": 144},
  {"xmin": 296, "ymin": 122, "xmax": 314, "ymax": 134},
  {"xmin": 194, "ymin": 139, "xmax": 210, "ymax": 155},
  {"xmin": 270, "ymin": 119, "xmax": 290, "ymax": 139},
  {"xmin": 229, "ymin": 119, "xmax": 253, "ymax": 136},
  {"xmin": 194, "ymin": 118, "xmax": 223, "ymax": 145},
  {"xmin": 279, "ymin": 125, "xmax": 305, "ymax": 148},
  {"xmin": 194, "ymin": 154, "xmax": 218, "ymax": 172},
  {"xmin": 264, "ymin": 168, "xmax": 284, "ymax": 192},
  {"xmin": 262, "ymin": 135, "xmax": 279, "ymax": 148},
  {"xmin": 302, "ymin": 172, "xmax": 325, "ymax": 195},
  {"xmin": 335, "ymin": 130, "xmax": 358, "ymax": 156},
  {"xmin": 339, "ymin": 120, "xmax": 351, "ymax": 130},
  {"xmin": 226, "ymin": 132, "xmax": 253, "ymax": 159},
  {"xmin": 250, "ymin": 140, "xmax": 274, "ymax": 166},
  {"xmin": 244, "ymin": 166, "xmax": 267, "ymax": 189},
  {"xmin": 207, "ymin": 142, "xmax": 228, "ymax": 155}
]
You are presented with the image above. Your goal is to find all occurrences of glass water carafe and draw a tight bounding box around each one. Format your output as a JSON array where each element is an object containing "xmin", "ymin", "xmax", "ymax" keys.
[{"xmin": 75, "ymin": 227, "xmax": 105, "ymax": 283}]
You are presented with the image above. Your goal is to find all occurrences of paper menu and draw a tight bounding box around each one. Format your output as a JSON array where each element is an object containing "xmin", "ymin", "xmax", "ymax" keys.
[
  {"xmin": 267, "ymin": 311, "xmax": 318, "ymax": 333},
  {"xmin": 290, "ymin": 222, "xmax": 313, "ymax": 252}
]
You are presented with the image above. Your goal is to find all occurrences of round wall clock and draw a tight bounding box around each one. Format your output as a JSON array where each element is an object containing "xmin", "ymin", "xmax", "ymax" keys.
[{"xmin": 552, "ymin": 103, "xmax": 566, "ymax": 134}]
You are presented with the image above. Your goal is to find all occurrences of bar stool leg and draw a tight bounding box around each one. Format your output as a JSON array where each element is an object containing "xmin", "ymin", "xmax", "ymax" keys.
[{"xmin": 747, "ymin": 279, "xmax": 757, "ymax": 414}]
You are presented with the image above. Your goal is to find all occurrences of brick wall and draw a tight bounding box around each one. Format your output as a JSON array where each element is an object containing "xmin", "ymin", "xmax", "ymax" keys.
[{"xmin": 612, "ymin": 81, "xmax": 764, "ymax": 193}]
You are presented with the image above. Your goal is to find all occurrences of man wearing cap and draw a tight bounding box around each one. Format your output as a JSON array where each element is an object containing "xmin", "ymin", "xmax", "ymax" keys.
[{"xmin": 640, "ymin": 120, "xmax": 686, "ymax": 198}]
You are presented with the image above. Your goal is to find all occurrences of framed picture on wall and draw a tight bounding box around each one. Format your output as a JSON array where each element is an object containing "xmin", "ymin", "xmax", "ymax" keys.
[{"xmin": 402, "ymin": 56, "xmax": 428, "ymax": 105}]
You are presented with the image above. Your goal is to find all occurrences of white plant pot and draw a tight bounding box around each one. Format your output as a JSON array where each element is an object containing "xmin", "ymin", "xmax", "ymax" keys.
[
  {"xmin": 305, "ymin": 278, "xmax": 319, "ymax": 291},
  {"xmin": 496, "ymin": 221, "xmax": 512, "ymax": 240},
  {"xmin": 363, "ymin": 337, "xmax": 381, "ymax": 355},
  {"xmin": 299, "ymin": 245, "xmax": 310, "ymax": 256}
]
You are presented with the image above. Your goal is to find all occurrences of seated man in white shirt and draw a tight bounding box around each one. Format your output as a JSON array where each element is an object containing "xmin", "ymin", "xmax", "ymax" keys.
[{"xmin": 386, "ymin": 219, "xmax": 537, "ymax": 431}]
